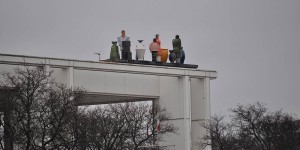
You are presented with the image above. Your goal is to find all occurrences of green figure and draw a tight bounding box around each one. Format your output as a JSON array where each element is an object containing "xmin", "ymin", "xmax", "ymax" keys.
[
  {"xmin": 110, "ymin": 41, "xmax": 120, "ymax": 61},
  {"xmin": 172, "ymin": 35, "xmax": 182, "ymax": 63}
]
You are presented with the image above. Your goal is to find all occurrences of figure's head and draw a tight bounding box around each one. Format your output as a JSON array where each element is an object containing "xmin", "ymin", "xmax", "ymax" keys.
[
  {"xmin": 155, "ymin": 34, "xmax": 159, "ymax": 38},
  {"xmin": 153, "ymin": 38, "xmax": 157, "ymax": 42},
  {"xmin": 121, "ymin": 30, "xmax": 126, "ymax": 36},
  {"xmin": 175, "ymin": 35, "xmax": 179, "ymax": 39}
]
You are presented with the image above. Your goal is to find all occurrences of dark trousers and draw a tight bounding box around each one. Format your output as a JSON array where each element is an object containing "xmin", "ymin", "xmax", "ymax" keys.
[
  {"xmin": 121, "ymin": 51, "xmax": 132, "ymax": 60},
  {"xmin": 151, "ymin": 51, "xmax": 158, "ymax": 62}
]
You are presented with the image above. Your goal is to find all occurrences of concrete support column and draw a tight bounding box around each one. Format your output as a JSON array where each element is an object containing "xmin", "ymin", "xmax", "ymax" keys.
[
  {"xmin": 183, "ymin": 76, "xmax": 191, "ymax": 150},
  {"xmin": 44, "ymin": 65, "xmax": 50, "ymax": 75},
  {"xmin": 204, "ymin": 77, "xmax": 211, "ymax": 150},
  {"xmin": 203, "ymin": 77, "xmax": 211, "ymax": 123},
  {"xmin": 0, "ymin": 90, "xmax": 14, "ymax": 150},
  {"xmin": 3, "ymin": 105, "xmax": 13, "ymax": 150},
  {"xmin": 44, "ymin": 65, "xmax": 50, "ymax": 88},
  {"xmin": 67, "ymin": 67, "xmax": 74, "ymax": 89}
]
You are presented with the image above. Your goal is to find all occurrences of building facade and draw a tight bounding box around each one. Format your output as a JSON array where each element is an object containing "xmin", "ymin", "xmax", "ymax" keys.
[{"xmin": 0, "ymin": 53, "xmax": 217, "ymax": 150}]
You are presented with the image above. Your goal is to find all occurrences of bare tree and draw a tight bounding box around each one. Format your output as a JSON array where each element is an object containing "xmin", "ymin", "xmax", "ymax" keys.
[
  {"xmin": 200, "ymin": 115, "xmax": 238, "ymax": 150},
  {"xmin": 231, "ymin": 102, "xmax": 270, "ymax": 150},
  {"xmin": 231, "ymin": 102, "xmax": 300, "ymax": 150},
  {"xmin": 1, "ymin": 67, "xmax": 176, "ymax": 150},
  {"xmin": 78, "ymin": 102, "xmax": 177, "ymax": 150},
  {"xmin": 1, "ymin": 67, "xmax": 52, "ymax": 150},
  {"xmin": 34, "ymin": 85, "xmax": 84, "ymax": 150},
  {"xmin": 263, "ymin": 111, "xmax": 300, "ymax": 150},
  {"xmin": 119, "ymin": 102, "xmax": 177, "ymax": 150},
  {"xmin": 82, "ymin": 105, "xmax": 128, "ymax": 150},
  {"xmin": 0, "ymin": 67, "xmax": 85, "ymax": 150},
  {"xmin": 230, "ymin": 102, "xmax": 299, "ymax": 150},
  {"xmin": 201, "ymin": 102, "xmax": 300, "ymax": 150}
]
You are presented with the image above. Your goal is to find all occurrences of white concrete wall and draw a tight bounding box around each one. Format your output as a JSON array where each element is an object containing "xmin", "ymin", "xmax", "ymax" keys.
[
  {"xmin": 73, "ymin": 70, "xmax": 160, "ymax": 97},
  {"xmin": 51, "ymin": 68, "xmax": 69, "ymax": 85},
  {"xmin": 0, "ymin": 64, "xmax": 16, "ymax": 83}
]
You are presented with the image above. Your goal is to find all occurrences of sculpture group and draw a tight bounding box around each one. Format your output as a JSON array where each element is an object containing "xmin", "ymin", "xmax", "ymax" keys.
[{"xmin": 110, "ymin": 30, "xmax": 185, "ymax": 64}]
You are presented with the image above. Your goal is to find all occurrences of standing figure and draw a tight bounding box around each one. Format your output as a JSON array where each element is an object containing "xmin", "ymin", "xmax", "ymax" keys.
[
  {"xmin": 149, "ymin": 38, "xmax": 160, "ymax": 62},
  {"xmin": 117, "ymin": 30, "xmax": 131, "ymax": 60},
  {"xmin": 117, "ymin": 30, "xmax": 130, "ymax": 50},
  {"xmin": 172, "ymin": 35, "xmax": 182, "ymax": 63},
  {"xmin": 155, "ymin": 34, "xmax": 162, "ymax": 62}
]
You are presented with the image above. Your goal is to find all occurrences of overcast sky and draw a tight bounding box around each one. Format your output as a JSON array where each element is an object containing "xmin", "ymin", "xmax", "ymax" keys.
[{"xmin": 1, "ymin": 0, "xmax": 300, "ymax": 116}]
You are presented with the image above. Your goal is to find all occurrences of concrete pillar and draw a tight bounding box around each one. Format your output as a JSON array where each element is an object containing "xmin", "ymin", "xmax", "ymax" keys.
[
  {"xmin": 203, "ymin": 77, "xmax": 211, "ymax": 124},
  {"xmin": 183, "ymin": 76, "xmax": 191, "ymax": 150},
  {"xmin": 190, "ymin": 78, "xmax": 212, "ymax": 150},
  {"xmin": 44, "ymin": 65, "xmax": 50, "ymax": 76},
  {"xmin": 0, "ymin": 90, "xmax": 14, "ymax": 150},
  {"xmin": 3, "ymin": 106, "xmax": 13, "ymax": 150},
  {"xmin": 67, "ymin": 67, "xmax": 74, "ymax": 89},
  {"xmin": 203, "ymin": 77, "xmax": 211, "ymax": 150},
  {"xmin": 44, "ymin": 65, "xmax": 51, "ymax": 88}
]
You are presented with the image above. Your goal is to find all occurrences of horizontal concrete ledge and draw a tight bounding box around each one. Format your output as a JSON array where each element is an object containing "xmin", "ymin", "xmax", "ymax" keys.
[
  {"xmin": 165, "ymin": 118, "xmax": 190, "ymax": 121},
  {"xmin": 0, "ymin": 53, "xmax": 217, "ymax": 79},
  {"xmin": 113, "ymin": 59, "xmax": 198, "ymax": 69},
  {"xmin": 79, "ymin": 92, "xmax": 159, "ymax": 105},
  {"xmin": 192, "ymin": 119, "xmax": 207, "ymax": 122},
  {"xmin": 139, "ymin": 145, "xmax": 175, "ymax": 148}
]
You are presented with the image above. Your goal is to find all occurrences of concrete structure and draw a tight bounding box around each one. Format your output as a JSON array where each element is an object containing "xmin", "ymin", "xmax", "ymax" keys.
[{"xmin": 0, "ymin": 53, "xmax": 217, "ymax": 150}]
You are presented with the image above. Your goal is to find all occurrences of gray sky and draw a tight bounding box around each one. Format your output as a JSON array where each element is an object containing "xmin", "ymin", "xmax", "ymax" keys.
[{"xmin": 1, "ymin": 0, "xmax": 300, "ymax": 116}]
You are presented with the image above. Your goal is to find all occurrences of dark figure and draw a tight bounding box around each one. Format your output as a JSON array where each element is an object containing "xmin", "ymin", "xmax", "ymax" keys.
[{"xmin": 172, "ymin": 35, "xmax": 182, "ymax": 63}]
